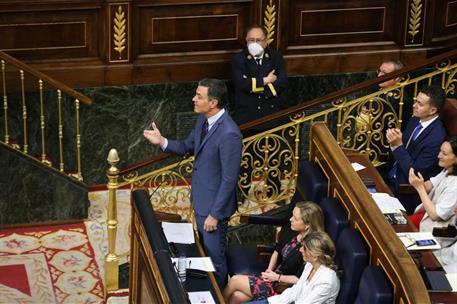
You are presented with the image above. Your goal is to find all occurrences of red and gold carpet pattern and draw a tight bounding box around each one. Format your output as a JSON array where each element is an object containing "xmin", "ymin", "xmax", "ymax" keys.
[{"xmin": 0, "ymin": 222, "xmax": 104, "ymax": 303}]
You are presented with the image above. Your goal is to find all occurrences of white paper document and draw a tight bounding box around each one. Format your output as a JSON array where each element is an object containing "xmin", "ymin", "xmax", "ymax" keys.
[
  {"xmin": 371, "ymin": 192, "xmax": 406, "ymax": 213},
  {"xmin": 188, "ymin": 291, "xmax": 215, "ymax": 304},
  {"xmin": 397, "ymin": 232, "xmax": 441, "ymax": 250},
  {"xmin": 445, "ymin": 273, "xmax": 457, "ymax": 291},
  {"xmin": 351, "ymin": 162, "xmax": 366, "ymax": 172},
  {"xmin": 162, "ymin": 222, "xmax": 195, "ymax": 244},
  {"xmin": 171, "ymin": 257, "xmax": 216, "ymax": 272}
]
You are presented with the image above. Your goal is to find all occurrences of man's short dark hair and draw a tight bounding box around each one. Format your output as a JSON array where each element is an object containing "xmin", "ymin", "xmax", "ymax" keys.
[
  {"xmin": 246, "ymin": 24, "xmax": 267, "ymax": 39},
  {"xmin": 198, "ymin": 78, "xmax": 228, "ymax": 109},
  {"xmin": 419, "ymin": 84, "xmax": 446, "ymax": 112}
]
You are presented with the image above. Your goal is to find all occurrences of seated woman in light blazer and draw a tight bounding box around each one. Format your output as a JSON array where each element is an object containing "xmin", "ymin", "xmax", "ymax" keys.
[
  {"xmin": 224, "ymin": 202, "xmax": 324, "ymax": 304},
  {"xmin": 409, "ymin": 136, "xmax": 457, "ymax": 246},
  {"xmin": 244, "ymin": 231, "xmax": 341, "ymax": 304}
]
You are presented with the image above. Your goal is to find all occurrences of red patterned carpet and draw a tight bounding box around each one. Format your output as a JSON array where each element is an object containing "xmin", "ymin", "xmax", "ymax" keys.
[{"xmin": 0, "ymin": 222, "xmax": 104, "ymax": 303}]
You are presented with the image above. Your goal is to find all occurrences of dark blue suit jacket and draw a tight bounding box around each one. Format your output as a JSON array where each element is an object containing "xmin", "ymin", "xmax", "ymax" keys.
[
  {"xmin": 232, "ymin": 47, "xmax": 288, "ymax": 125},
  {"xmin": 165, "ymin": 111, "xmax": 242, "ymax": 220},
  {"xmin": 392, "ymin": 116, "xmax": 446, "ymax": 187}
]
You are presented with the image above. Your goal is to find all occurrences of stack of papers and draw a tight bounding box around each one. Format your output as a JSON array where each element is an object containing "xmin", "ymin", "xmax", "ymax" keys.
[
  {"xmin": 371, "ymin": 192, "xmax": 406, "ymax": 213},
  {"xmin": 162, "ymin": 222, "xmax": 195, "ymax": 244}
]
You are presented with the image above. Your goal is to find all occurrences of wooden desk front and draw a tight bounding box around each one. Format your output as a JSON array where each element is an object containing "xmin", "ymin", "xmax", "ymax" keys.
[{"xmin": 346, "ymin": 152, "xmax": 457, "ymax": 303}]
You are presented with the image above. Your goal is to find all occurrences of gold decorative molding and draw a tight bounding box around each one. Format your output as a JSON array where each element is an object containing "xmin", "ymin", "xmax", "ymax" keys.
[
  {"xmin": 113, "ymin": 5, "xmax": 126, "ymax": 60},
  {"xmin": 408, "ymin": 0, "xmax": 422, "ymax": 42},
  {"xmin": 263, "ymin": 0, "xmax": 276, "ymax": 45}
]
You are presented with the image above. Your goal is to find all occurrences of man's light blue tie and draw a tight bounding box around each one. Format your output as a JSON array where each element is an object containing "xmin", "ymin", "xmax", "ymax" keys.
[{"xmin": 406, "ymin": 122, "xmax": 423, "ymax": 148}]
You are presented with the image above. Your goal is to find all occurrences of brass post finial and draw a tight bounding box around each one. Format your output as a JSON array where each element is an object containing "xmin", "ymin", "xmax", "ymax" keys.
[
  {"xmin": 107, "ymin": 148, "xmax": 120, "ymax": 174},
  {"xmin": 105, "ymin": 148, "xmax": 120, "ymax": 292}
]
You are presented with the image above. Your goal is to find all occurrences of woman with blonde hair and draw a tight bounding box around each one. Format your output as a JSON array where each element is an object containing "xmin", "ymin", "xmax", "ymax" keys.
[
  {"xmin": 224, "ymin": 201, "xmax": 324, "ymax": 304},
  {"xmin": 267, "ymin": 231, "xmax": 340, "ymax": 304}
]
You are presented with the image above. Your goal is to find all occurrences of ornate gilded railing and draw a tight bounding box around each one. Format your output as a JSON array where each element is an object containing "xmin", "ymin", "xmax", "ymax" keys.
[
  {"xmin": 103, "ymin": 49, "xmax": 457, "ymax": 291},
  {"xmin": 0, "ymin": 51, "xmax": 92, "ymax": 180}
]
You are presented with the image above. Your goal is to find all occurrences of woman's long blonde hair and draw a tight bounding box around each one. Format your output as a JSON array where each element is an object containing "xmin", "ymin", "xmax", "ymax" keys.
[
  {"xmin": 295, "ymin": 201, "xmax": 324, "ymax": 236},
  {"xmin": 303, "ymin": 231, "xmax": 340, "ymax": 276}
]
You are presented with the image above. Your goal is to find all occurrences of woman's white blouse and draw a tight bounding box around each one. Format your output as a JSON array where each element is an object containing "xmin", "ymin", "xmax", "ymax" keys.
[{"xmin": 268, "ymin": 263, "xmax": 340, "ymax": 304}]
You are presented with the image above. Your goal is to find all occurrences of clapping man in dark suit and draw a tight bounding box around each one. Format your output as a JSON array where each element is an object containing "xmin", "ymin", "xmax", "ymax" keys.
[
  {"xmin": 385, "ymin": 85, "xmax": 447, "ymax": 213},
  {"xmin": 144, "ymin": 78, "xmax": 242, "ymax": 288}
]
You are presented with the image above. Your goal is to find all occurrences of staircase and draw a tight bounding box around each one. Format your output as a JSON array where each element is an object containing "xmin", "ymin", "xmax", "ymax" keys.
[{"xmin": 0, "ymin": 51, "xmax": 92, "ymax": 225}]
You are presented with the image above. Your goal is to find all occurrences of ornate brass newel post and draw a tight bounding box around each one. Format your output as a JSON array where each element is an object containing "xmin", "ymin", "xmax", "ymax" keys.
[
  {"xmin": 105, "ymin": 148, "xmax": 120, "ymax": 292},
  {"xmin": 1, "ymin": 60, "xmax": 8, "ymax": 144}
]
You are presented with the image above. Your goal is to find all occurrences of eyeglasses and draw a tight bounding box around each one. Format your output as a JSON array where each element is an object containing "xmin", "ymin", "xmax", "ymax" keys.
[{"xmin": 246, "ymin": 38, "xmax": 266, "ymax": 43}]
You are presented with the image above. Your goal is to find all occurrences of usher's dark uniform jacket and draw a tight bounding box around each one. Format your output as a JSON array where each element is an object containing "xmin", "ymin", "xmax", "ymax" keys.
[{"xmin": 231, "ymin": 47, "xmax": 288, "ymax": 126}]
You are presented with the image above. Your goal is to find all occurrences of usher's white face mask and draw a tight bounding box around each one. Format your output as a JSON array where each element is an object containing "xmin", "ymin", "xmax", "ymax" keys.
[{"xmin": 248, "ymin": 43, "xmax": 264, "ymax": 57}]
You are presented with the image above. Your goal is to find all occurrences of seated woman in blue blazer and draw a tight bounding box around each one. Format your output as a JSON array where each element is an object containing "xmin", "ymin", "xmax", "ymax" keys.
[{"xmin": 223, "ymin": 201, "xmax": 324, "ymax": 303}]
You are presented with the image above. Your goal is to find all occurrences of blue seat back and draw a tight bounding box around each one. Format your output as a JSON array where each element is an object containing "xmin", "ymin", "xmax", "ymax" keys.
[
  {"xmin": 296, "ymin": 160, "xmax": 328, "ymax": 204},
  {"xmin": 320, "ymin": 197, "xmax": 349, "ymax": 243},
  {"xmin": 226, "ymin": 244, "xmax": 268, "ymax": 276},
  {"xmin": 336, "ymin": 228, "xmax": 369, "ymax": 304},
  {"xmin": 354, "ymin": 266, "xmax": 393, "ymax": 304}
]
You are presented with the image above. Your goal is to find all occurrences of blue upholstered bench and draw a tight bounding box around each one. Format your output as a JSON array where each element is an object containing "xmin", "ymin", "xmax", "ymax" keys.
[
  {"xmin": 336, "ymin": 228, "xmax": 369, "ymax": 304},
  {"xmin": 355, "ymin": 266, "xmax": 393, "ymax": 304},
  {"xmin": 320, "ymin": 197, "xmax": 349, "ymax": 243},
  {"xmin": 296, "ymin": 160, "xmax": 328, "ymax": 204}
]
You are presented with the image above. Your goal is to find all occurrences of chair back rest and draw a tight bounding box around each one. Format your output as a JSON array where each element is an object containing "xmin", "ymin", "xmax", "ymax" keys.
[
  {"xmin": 355, "ymin": 266, "xmax": 393, "ymax": 304},
  {"xmin": 296, "ymin": 160, "xmax": 328, "ymax": 203},
  {"xmin": 442, "ymin": 98, "xmax": 457, "ymax": 136},
  {"xmin": 336, "ymin": 227, "xmax": 369, "ymax": 304},
  {"xmin": 320, "ymin": 197, "xmax": 349, "ymax": 243}
]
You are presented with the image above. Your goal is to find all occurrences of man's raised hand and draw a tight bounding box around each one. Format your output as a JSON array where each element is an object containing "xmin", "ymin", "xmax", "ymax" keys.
[{"xmin": 143, "ymin": 122, "xmax": 165, "ymax": 146}]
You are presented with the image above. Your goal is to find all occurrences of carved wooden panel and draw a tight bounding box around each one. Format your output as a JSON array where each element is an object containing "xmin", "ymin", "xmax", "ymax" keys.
[
  {"xmin": 0, "ymin": 6, "xmax": 102, "ymax": 60},
  {"xmin": 136, "ymin": 1, "xmax": 252, "ymax": 58},
  {"xmin": 283, "ymin": 0, "xmax": 396, "ymax": 52},
  {"xmin": 0, "ymin": 0, "xmax": 456, "ymax": 86},
  {"xmin": 109, "ymin": 3, "xmax": 130, "ymax": 63},
  {"xmin": 430, "ymin": 0, "xmax": 457, "ymax": 46}
]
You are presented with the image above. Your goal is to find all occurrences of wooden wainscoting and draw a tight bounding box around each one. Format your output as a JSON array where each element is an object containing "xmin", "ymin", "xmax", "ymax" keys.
[{"xmin": 0, "ymin": 0, "xmax": 456, "ymax": 86}]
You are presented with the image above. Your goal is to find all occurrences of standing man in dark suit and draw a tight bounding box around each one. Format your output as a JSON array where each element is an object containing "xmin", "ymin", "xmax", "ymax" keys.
[
  {"xmin": 385, "ymin": 85, "xmax": 447, "ymax": 213},
  {"xmin": 143, "ymin": 78, "xmax": 242, "ymax": 288},
  {"xmin": 232, "ymin": 25, "xmax": 288, "ymax": 127}
]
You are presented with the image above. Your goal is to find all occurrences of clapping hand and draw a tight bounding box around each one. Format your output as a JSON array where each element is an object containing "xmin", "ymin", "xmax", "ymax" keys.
[
  {"xmin": 143, "ymin": 122, "xmax": 165, "ymax": 146},
  {"xmin": 408, "ymin": 168, "xmax": 424, "ymax": 190},
  {"xmin": 386, "ymin": 128, "xmax": 403, "ymax": 148}
]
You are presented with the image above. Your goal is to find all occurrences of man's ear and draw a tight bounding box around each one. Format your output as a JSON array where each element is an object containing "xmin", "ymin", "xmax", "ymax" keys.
[{"xmin": 211, "ymin": 98, "xmax": 219, "ymax": 109}]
